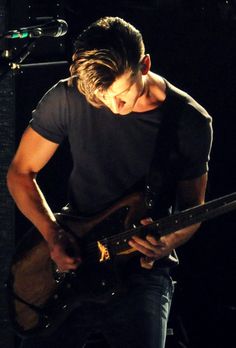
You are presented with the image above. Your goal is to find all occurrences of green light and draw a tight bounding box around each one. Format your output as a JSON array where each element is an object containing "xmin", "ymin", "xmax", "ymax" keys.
[{"xmin": 12, "ymin": 32, "xmax": 29, "ymax": 39}]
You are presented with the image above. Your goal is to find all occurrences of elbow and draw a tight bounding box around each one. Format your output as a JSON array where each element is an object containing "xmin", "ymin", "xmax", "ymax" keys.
[
  {"xmin": 7, "ymin": 163, "xmax": 18, "ymax": 194},
  {"xmin": 6, "ymin": 163, "xmax": 32, "ymax": 191}
]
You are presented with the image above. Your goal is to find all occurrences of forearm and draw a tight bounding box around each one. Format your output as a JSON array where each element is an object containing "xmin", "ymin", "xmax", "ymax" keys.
[
  {"xmin": 7, "ymin": 165, "xmax": 82, "ymax": 271},
  {"xmin": 166, "ymin": 222, "xmax": 201, "ymax": 249},
  {"xmin": 130, "ymin": 220, "xmax": 202, "ymax": 263},
  {"xmin": 7, "ymin": 166, "xmax": 58, "ymax": 243}
]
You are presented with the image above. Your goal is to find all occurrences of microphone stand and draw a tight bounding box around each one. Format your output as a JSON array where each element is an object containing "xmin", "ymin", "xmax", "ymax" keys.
[{"xmin": 0, "ymin": 40, "xmax": 37, "ymax": 82}]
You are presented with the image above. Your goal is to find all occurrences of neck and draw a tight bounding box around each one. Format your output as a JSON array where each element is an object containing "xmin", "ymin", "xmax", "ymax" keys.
[{"xmin": 133, "ymin": 73, "xmax": 167, "ymax": 113}]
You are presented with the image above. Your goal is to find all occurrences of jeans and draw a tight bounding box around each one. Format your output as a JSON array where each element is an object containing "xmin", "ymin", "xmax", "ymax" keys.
[{"xmin": 20, "ymin": 266, "xmax": 174, "ymax": 348}]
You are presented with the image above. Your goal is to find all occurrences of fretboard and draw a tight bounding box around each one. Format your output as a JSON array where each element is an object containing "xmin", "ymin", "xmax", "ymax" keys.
[{"xmin": 107, "ymin": 192, "xmax": 236, "ymax": 253}]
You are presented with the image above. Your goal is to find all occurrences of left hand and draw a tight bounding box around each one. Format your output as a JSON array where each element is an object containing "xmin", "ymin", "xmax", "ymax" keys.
[{"xmin": 128, "ymin": 217, "xmax": 175, "ymax": 269}]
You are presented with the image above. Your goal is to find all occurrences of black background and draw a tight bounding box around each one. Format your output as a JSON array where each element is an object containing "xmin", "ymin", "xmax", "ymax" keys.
[{"xmin": 2, "ymin": 1, "xmax": 236, "ymax": 347}]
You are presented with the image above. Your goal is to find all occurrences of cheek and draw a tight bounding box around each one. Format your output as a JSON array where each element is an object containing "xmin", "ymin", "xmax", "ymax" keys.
[
  {"xmin": 124, "ymin": 89, "xmax": 140, "ymax": 104},
  {"xmin": 97, "ymin": 97, "xmax": 111, "ymax": 109}
]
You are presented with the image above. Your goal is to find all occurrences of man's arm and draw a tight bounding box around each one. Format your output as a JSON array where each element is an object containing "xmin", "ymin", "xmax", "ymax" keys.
[
  {"xmin": 7, "ymin": 127, "xmax": 81, "ymax": 271},
  {"xmin": 128, "ymin": 173, "xmax": 208, "ymax": 266}
]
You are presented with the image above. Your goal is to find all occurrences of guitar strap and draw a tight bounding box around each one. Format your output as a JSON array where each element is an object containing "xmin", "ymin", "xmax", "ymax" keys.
[
  {"xmin": 145, "ymin": 90, "xmax": 184, "ymax": 217},
  {"xmin": 144, "ymin": 90, "xmax": 184, "ymax": 267}
]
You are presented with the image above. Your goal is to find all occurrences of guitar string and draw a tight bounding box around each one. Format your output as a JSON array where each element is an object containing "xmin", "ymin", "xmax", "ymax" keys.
[
  {"xmin": 81, "ymin": 199, "xmax": 236, "ymax": 258},
  {"xmin": 83, "ymin": 214, "xmax": 201, "ymax": 258},
  {"xmin": 84, "ymin": 206, "xmax": 206, "ymax": 255},
  {"xmin": 55, "ymin": 195, "xmax": 236, "ymax": 260}
]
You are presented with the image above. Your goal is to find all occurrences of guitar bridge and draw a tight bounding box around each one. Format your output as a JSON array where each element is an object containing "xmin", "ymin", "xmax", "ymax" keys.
[{"xmin": 97, "ymin": 241, "xmax": 110, "ymax": 262}]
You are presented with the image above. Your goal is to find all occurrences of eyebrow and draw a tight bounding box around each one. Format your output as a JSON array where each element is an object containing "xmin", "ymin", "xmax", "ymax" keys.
[
  {"xmin": 107, "ymin": 77, "xmax": 136, "ymax": 98},
  {"xmin": 114, "ymin": 85, "xmax": 132, "ymax": 96}
]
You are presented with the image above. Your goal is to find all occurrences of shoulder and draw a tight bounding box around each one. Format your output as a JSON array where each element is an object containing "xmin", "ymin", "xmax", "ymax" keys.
[
  {"xmin": 36, "ymin": 77, "xmax": 89, "ymax": 118},
  {"xmin": 40, "ymin": 78, "xmax": 77, "ymax": 101},
  {"xmin": 163, "ymin": 79, "xmax": 212, "ymax": 132},
  {"xmin": 158, "ymin": 78, "xmax": 213, "ymax": 179}
]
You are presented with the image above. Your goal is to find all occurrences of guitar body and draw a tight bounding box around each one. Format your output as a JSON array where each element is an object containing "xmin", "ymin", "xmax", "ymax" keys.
[
  {"xmin": 7, "ymin": 192, "xmax": 148, "ymax": 338},
  {"xmin": 7, "ymin": 190, "xmax": 236, "ymax": 338}
]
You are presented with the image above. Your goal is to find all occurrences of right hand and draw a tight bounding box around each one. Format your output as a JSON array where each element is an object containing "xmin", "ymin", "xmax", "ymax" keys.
[{"xmin": 48, "ymin": 227, "xmax": 82, "ymax": 272}]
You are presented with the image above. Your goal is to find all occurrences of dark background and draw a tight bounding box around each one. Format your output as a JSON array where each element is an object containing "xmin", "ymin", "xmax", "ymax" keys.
[{"xmin": 0, "ymin": 1, "xmax": 235, "ymax": 347}]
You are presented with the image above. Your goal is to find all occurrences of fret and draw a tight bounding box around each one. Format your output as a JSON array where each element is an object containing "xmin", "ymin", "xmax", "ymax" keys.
[{"xmin": 87, "ymin": 192, "xmax": 236, "ymax": 257}]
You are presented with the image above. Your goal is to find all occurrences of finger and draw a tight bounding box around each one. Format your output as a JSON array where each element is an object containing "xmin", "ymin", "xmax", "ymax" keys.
[
  {"xmin": 57, "ymin": 262, "xmax": 79, "ymax": 272},
  {"xmin": 128, "ymin": 239, "xmax": 155, "ymax": 257},
  {"xmin": 63, "ymin": 256, "xmax": 79, "ymax": 264},
  {"xmin": 146, "ymin": 234, "xmax": 166, "ymax": 247},
  {"xmin": 65, "ymin": 257, "xmax": 82, "ymax": 268},
  {"xmin": 131, "ymin": 235, "xmax": 158, "ymax": 250},
  {"xmin": 53, "ymin": 255, "xmax": 81, "ymax": 270},
  {"xmin": 52, "ymin": 248, "xmax": 81, "ymax": 263},
  {"xmin": 140, "ymin": 217, "xmax": 153, "ymax": 225},
  {"xmin": 67, "ymin": 256, "xmax": 82, "ymax": 263},
  {"xmin": 131, "ymin": 235, "xmax": 150, "ymax": 246}
]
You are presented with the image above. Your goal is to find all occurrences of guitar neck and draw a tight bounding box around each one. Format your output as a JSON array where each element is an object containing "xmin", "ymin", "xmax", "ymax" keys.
[
  {"xmin": 151, "ymin": 192, "xmax": 236, "ymax": 237},
  {"xmin": 109, "ymin": 192, "xmax": 236, "ymax": 253}
]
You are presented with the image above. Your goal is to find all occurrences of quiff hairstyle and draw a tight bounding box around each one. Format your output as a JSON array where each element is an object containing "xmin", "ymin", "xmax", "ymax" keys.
[{"xmin": 69, "ymin": 17, "xmax": 145, "ymax": 107}]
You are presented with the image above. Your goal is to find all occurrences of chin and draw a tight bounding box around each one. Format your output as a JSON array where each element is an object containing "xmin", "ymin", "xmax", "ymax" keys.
[
  {"xmin": 117, "ymin": 106, "xmax": 134, "ymax": 115},
  {"xmin": 118, "ymin": 110, "xmax": 131, "ymax": 116}
]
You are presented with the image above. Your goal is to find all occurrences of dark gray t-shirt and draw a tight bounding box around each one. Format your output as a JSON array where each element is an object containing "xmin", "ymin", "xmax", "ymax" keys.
[{"xmin": 30, "ymin": 78, "xmax": 213, "ymax": 215}]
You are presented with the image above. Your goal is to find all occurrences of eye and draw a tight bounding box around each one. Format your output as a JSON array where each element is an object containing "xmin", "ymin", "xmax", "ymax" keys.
[
  {"xmin": 95, "ymin": 89, "xmax": 107, "ymax": 100},
  {"xmin": 119, "ymin": 88, "xmax": 131, "ymax": 97}
]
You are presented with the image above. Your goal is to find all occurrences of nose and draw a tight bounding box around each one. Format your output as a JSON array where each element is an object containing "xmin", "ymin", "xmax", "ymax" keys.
[{"xmin": 110, "ymin": 96, "xmax": 125, "ymax": 113}]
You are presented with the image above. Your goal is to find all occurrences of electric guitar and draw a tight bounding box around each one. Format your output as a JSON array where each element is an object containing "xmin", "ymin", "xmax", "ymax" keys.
[{"xmin": 6, "ymin": 191, "xmax": 236, "ymax": 338}]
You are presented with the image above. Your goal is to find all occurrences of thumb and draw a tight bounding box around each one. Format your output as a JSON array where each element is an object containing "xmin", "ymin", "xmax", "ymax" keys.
[{"xmin": 140, "ymin": 217, "xmax": 153, "ymax": 225}]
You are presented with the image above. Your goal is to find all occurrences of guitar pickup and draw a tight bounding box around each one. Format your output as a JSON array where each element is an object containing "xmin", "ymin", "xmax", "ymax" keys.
[{"xmin": 97, "ymin": 240, "xmax": 111, "ymax": 262}]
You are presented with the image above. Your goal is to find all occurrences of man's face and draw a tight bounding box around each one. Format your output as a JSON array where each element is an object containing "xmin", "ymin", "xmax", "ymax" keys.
[{"xmin": 95, "ymin": 69, "xmax": 144, "ymax": 115}]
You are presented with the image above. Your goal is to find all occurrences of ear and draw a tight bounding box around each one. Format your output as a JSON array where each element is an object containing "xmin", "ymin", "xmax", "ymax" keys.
[{"xmin": 140, "ymin": 54, "xmax": 151, "ymax": 75}]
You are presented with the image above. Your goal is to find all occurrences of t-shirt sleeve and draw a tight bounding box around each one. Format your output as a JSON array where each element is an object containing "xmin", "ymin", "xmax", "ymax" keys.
[
  {"xmin": 29, "ymin": 81, "xmax": 69, "ymax": 144},
  {"xmin": 178, "ymin": 102, "xmax": 213, "ymax": 180}
]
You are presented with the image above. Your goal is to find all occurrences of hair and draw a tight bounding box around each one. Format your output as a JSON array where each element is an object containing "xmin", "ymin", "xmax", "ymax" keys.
[{"xmin": 69, "ymin": 17, "xmax": 145, "ymax": 107}]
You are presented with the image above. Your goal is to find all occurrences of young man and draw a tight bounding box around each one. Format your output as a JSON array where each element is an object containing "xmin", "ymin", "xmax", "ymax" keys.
[{"xmin": 7, "ymin": 17, "xmax": 212, "ymax": 348}]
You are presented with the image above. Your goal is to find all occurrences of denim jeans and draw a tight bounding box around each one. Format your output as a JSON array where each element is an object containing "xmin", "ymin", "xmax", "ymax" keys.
[{"xmin": 19, "ymin": 266, "xmax": 174, "ymax": 348}]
